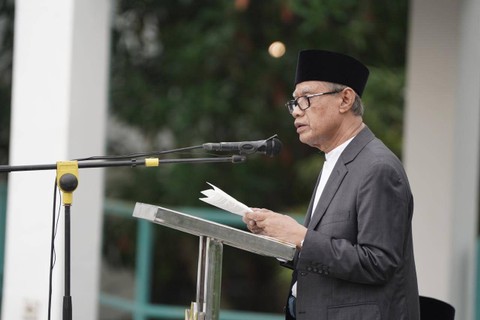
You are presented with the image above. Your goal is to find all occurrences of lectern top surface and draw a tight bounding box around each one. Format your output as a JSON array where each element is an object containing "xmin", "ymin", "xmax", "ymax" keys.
[{"xmin": 133, "ymin": 202, "xmax": 296, "ymax": 261}]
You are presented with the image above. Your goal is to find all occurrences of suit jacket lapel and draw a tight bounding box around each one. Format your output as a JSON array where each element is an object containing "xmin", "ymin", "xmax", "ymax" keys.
[
  {"xmin": 308, "ymin": 165, "xmax": 347, "ymax": 228},
  {"xmin": 304, "ymin": 169, "xmax": 322, "ymax": 227},
  {"xmin": 307, "ymin": 126, "xmax": 376, "ymax": 229}
]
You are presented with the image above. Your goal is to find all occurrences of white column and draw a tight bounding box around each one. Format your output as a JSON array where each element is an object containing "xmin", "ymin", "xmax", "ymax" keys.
[
  {"xmin": 2, "ymin": 0, "xmax": 111, "ymax": 319},
  {"xmin": 404, "ymin": 0, "xmax": 480, "ymax": 319}
]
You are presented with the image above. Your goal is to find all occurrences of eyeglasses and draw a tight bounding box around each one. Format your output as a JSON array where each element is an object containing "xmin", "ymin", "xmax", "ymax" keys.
[{"xmin": 285, "ymin": 91, "xmax": 339, "ymax": 114}]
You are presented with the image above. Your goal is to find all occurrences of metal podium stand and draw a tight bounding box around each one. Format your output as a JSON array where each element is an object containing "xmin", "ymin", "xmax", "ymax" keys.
[{"xmin": 133, "ymin": 202, "xmax": 296, "ymax": 320}]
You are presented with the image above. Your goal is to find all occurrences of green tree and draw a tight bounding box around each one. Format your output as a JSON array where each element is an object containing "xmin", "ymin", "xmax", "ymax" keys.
[{"xmin": 107, "ymin": 0, "xmax": 408, "ymax": 210}]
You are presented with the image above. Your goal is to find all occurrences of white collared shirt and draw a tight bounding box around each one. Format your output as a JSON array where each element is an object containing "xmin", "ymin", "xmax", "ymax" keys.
[{"xmin": 311, "ymin": 136, "xmax": 354, "ymax": 215}]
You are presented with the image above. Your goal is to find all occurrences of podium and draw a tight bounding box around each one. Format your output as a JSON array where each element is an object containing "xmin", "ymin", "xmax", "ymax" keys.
[{"xmin": 133, "ymin": 202, "xmax": 296, "ymax": 320}]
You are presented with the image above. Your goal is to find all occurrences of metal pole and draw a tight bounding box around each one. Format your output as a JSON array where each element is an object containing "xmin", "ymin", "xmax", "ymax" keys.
[
  {"xmin": 63, "ymin": 205, "xmax": 72, "ymax": 320},
  {"xmin": 204, "ymin": 237, "xmax": 223, "ymax": 319},
  {"xmin": 195, "ymin": 236, "xmax": 223, "ymax": 320}
]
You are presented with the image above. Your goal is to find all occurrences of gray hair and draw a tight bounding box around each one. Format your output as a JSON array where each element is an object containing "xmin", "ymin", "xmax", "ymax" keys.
[{"xmin": 329, "ymin": 83, "xmax": 364, "ymax": 116}]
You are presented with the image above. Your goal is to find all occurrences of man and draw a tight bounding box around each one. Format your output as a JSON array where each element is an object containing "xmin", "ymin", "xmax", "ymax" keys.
[{"xmin": 243, "ymin": 50, "xmax": 420, "ymax": 320}]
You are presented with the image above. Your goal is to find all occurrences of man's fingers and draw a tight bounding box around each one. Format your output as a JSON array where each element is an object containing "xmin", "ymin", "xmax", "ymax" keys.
[
  {"xmin": 247, "ymin": 223, "xmax": 262, "ymax": 234},
  {"xmin": 247, "ymin": 209, "xmax": 270, "ymax": 221}
]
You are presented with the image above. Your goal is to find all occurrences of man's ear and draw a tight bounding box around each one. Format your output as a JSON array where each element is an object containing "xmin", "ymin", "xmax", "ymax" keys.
[{"xmin": 338, "ymin": 87, "xmax": 356, "ymax": 114}]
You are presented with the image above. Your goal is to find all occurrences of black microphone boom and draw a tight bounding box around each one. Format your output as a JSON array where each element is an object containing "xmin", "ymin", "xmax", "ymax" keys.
[{"xmin": 202, "ymin": 136, "xmax": 282, "ymax": 157}]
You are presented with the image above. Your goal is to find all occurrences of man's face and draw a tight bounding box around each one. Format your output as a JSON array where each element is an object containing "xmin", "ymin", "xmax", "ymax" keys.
[{"xmin": 291, "ymin": 81, "xmax": 342, "ymax": 150}]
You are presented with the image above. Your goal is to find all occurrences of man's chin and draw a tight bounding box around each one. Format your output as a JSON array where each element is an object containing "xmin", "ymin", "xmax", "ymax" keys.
[{"xmin": 298, "ymin": 133, "xmax": 310, "ymax": 145}]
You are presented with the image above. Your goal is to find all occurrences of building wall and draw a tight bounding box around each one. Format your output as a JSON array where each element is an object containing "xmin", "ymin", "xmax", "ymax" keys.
[
  {"xmin": 1, "ymin": 0, "xmax": 110, "ymax": 319},
  {"xmin": 404, "ymin": 0, "xmax": 480, "ymax": 319}
]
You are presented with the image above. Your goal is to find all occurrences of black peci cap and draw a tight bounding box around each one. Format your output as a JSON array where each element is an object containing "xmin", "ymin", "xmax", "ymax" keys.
[{"xmin": 294, "ymin": 50, "xmax": 370, "ymax": 97}]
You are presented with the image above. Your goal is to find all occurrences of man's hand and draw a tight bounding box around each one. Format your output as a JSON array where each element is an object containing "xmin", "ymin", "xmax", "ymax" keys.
[{"xmin": 243, "ymin": 208, "xmax": 307, "ymax": 248}]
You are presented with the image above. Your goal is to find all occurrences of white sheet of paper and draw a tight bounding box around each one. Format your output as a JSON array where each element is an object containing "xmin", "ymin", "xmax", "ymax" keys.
[{"xmin": 199, "ymin": 182, "xmax": 253, "ymax": 216}]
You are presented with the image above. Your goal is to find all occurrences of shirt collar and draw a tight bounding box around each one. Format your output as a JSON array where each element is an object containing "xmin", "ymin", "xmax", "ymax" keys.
[{"xmin": 325, "ymin": 136, "xmax": 355, "ymax": 163}]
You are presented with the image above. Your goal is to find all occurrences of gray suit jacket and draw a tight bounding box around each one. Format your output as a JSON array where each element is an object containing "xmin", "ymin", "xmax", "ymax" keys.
[{"xmin": 286, "ymin": 126, "xmax": 420, "ymax": 320}]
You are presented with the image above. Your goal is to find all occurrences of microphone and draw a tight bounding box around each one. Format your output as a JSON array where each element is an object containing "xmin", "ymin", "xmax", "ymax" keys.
[{"xmin": 202, "ymin": 135, "xmax": 282, "ymax": 157}]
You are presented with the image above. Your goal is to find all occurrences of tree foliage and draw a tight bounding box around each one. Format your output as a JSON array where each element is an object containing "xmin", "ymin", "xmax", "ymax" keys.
[{"xmin": 107, "ymin": 0, "xmax": 408, "ymax": 211}]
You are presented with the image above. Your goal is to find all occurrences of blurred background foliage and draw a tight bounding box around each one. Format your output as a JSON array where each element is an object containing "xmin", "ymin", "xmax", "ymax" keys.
[
  {"xmin": 106, "ymin": 0, "xmax": 408, "ymax": 211},
  {"xmin": 0, "ymin": 0, "xmax": 409, "ymax": 317}
]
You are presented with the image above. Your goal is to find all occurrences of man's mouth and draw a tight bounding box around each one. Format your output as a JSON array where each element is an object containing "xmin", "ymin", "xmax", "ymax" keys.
[{"xmin": 295, "ymin": 122, "xmax": 307, "ymax": 132}]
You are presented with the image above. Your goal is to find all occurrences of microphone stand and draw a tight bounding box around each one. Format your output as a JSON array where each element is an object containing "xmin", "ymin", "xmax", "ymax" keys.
[
  {"xmin": 0, "ymin": 155, "xmax": 247, "ymax": 173},
  {"xmin": 0, "ymin": 154, "xmax": 246, "ymax": 320}
]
